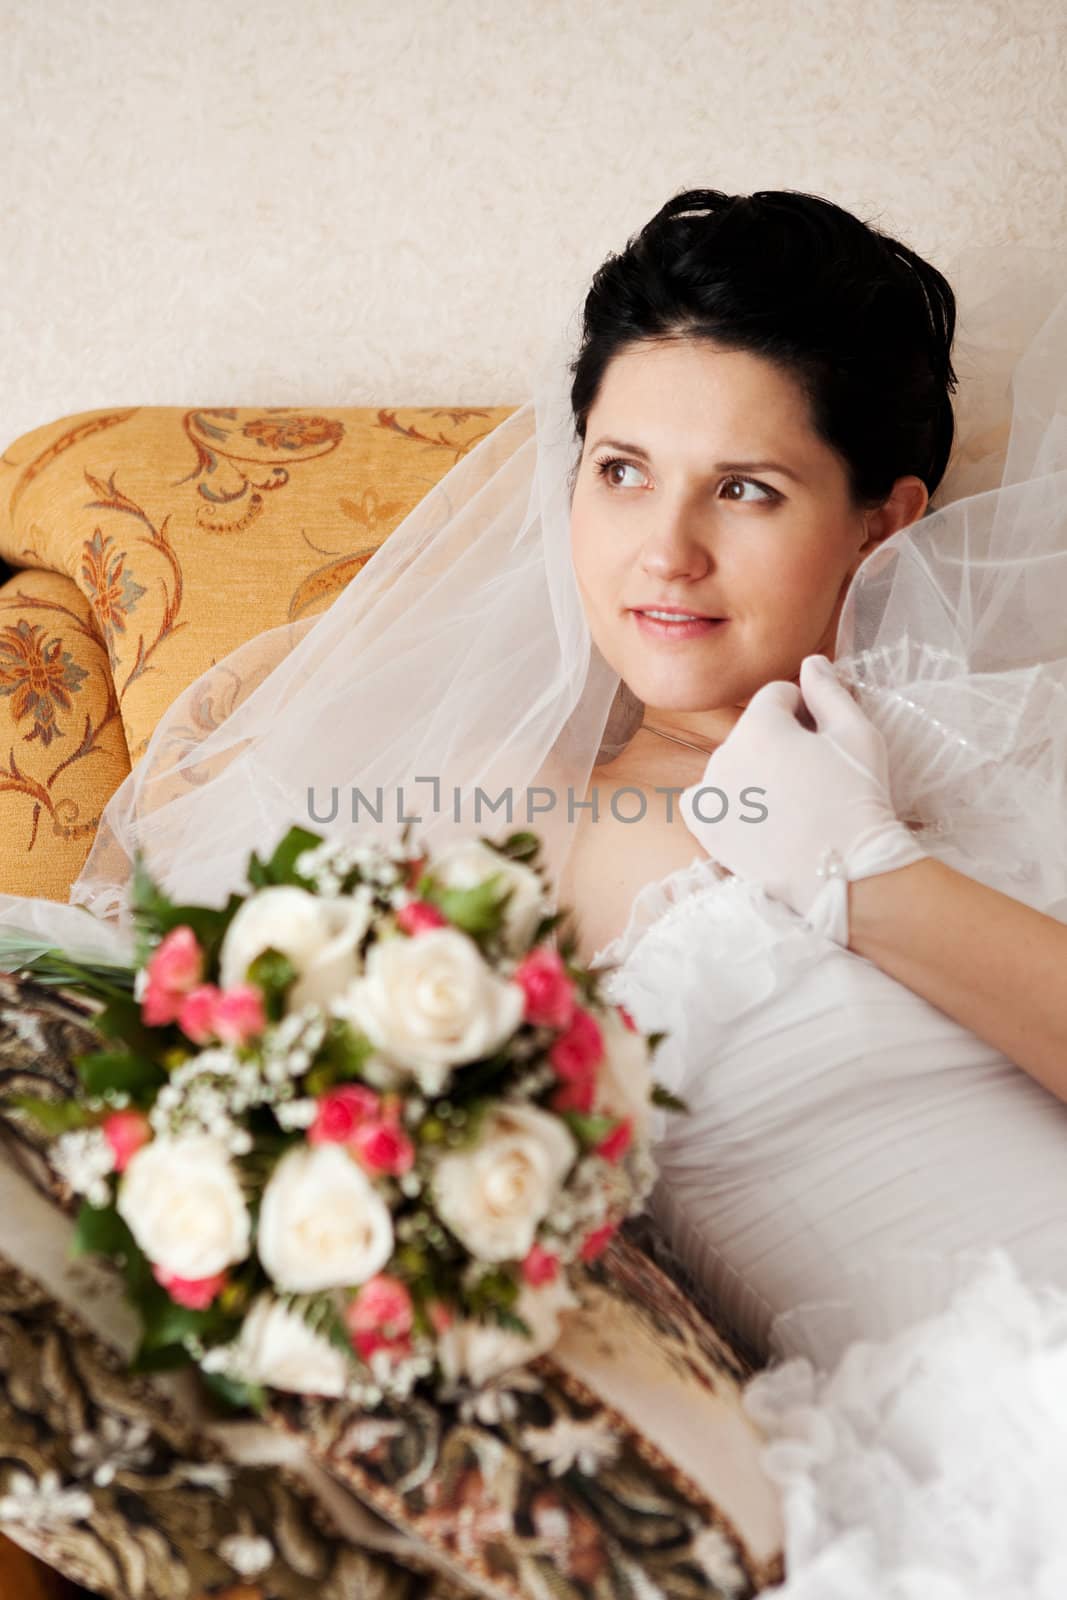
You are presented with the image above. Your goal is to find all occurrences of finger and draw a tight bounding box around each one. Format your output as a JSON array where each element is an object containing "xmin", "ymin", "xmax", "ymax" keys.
[
  {"xmin": 745, "ymin": 678, "xmax": 803, "ymax": 722},
  {"xmin": 799, "ymin": 654, "xmax": 862, "ymax": 735}
]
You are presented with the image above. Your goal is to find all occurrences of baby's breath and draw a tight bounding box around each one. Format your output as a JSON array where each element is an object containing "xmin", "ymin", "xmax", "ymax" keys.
[
  {"xmin": 295, "ymin": 840, "xmax": 406, "ymax": 897},
  {"xmin": 274, "ymin": 1097, "xmax": 318, "ymax": 1131},
  {"xmin": 51, "ymin": 1127, "xmax": 114, "ymax": 1207}
]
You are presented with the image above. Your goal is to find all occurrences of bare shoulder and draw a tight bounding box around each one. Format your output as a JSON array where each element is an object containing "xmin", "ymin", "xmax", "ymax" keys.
[{"xmin": 557, "ymin": 743, "xmax": 712, "ymax": 968}]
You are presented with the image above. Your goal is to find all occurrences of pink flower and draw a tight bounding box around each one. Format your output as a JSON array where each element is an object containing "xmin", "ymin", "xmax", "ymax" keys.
[
  {"xmin": 514, "ymin": 946, "xmax": 576, "ymax": 1029},
  {"xmin": 549, "ymin": 1008, "xmax": 604, "ymax": 1082},
  {"xmin": 308, "ymin": 1084, "xmax": 382, "ymax": 1145},
  {"xmin": 616, "ymin": 1005, "xmax": 638, "ymax": 1032},
  {"xmin": 396, "ymin": 899, "xmax": 448, "ymax": 935},
  {"xmin": 176, "ymin": 983, "xmax": 222, "ymax": 1044},
  {"xmin": 521, "ymin": 1242, "xmax": 561, "ymax": 1286},
  {"xmin": 146, "ymin": 925, "xmax": 204, "ymax": 994},
  {"xmin": 349, "ymin": 1117, "xmax": 415, "ymax": 1176},
  {"xmin": 212, "ymin": 983, "xmax": 267, "ymax": 1045},
  {"xmin": 141, "ymin": 982, "xmax": 185, "ymax": 1028},
  {"xmin": 142, "ymin": 927, "xmax": 206, "ymax": 1025},
  {"xmin": 549, "ymin": 1077, "xmax": 596, "ymax": 1114},
  {"xmin": 102, "ymin": 1109, "xmax": 152, "ymax": 1172},
  {"xmin": 579, "ymin": 1221, "xmax": 619, "ymax": 1263},
  {"xmin": 426, "ymin": 1298, "xmax": 455, "ymax": 1334},
  {"xmin": 345, "ymin": 1273, "xmax": 414, "ymax": 1361},
  {"xmin": 595, "ymin": 1116, "xmax": 634, "ymax": 1164},
  {"xmin": 152, "ymin": 1264, "xmax": 227, "ymax": 1310}
]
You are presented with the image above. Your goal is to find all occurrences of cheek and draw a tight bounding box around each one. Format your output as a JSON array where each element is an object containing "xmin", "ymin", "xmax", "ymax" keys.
[
  {"xmin": 569, "ymin": 511, "xmax": 618, "ymax": 610},
  {"xmin": 741, "ymin": 525, "xmax": 853, "ymax": 614}
]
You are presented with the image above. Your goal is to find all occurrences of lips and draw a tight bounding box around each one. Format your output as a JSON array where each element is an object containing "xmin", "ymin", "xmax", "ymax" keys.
[
  {"xmin": 631, "ymin": 611, "xmax": 728, "ymax": 642},
  {"xmin": 632, "ymin": 606, "xmax": 723, "ymax": 621}
]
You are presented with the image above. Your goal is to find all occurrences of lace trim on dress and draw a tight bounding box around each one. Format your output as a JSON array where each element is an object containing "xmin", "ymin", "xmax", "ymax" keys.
[{"xmin": 589, "ymin": 853, "xmax": 730, "ymax": 973}]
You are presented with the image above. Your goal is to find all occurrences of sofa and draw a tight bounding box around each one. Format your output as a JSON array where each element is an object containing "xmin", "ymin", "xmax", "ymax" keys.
[
  {"xmin": 0, "ymin": 402, "xmax": 785, "ymax": 1600},
  {"xmin": 0, "ymin": 401, "xmax": 525, "ymax": 902}
]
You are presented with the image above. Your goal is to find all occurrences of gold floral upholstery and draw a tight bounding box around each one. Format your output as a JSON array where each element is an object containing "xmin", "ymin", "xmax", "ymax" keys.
[
  {"xmin": 0, "ymin": 404, "xmax": 516, "ymax": 899},
  {"xmin": 0, "ymin": 567, "xmax": 130, "ymax": 900}
]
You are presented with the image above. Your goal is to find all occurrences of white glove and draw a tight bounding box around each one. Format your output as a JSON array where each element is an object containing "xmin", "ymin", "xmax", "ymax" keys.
[{"xmin": 678, "ymin": 654, "xmax": 927, "ymax": 946}]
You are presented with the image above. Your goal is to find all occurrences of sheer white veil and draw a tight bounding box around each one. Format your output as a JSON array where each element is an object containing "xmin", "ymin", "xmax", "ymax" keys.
[{"xmin": 1, "ymin": 238, "xmax": 1067, "ymax": 972}]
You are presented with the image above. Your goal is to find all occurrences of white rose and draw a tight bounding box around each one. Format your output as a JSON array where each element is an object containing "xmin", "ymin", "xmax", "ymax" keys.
[
  {"xmin": 219, "ymin": 885, "xmax": 373, "ymax": 1011},
  {"xmin": 206, "ymin": 1294, "xmax": 349, "ymax": 1396},
  {"xmin": 593, "ymin": 1009, "xmax": 654, "ymax": 1143},
  {"xmin": 332, "ymin": 928, "xmax": 524, "ymax": 1095},
  {"xmin": 117, "ymin": 1134, "xmax": 251, "ymax": 1279},
  {"xmin": 431, "ymin": 840, "xmax": 548, "ymax": 952},
  {"xmin": 431, "ymin": 1102, "xmax": 577, "ymax": 1262},
  {"xmin": 437, "ymin": 1275, "xmax": 581, "ymax": 1389},
  {"xmin": 257, "ymin": 1143, "xmax": 394, "ymax": 1293}
]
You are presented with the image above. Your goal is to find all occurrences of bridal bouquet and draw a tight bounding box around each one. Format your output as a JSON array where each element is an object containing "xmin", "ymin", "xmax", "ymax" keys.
[{"xmin": 9, "ymin": 823, "xmax": 684, "ymax": 1413}]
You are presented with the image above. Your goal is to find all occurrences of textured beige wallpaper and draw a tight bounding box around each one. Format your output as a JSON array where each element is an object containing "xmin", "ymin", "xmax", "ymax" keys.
[{"xmin": 3, "ymin": 0, "xmax": 1065, "ymax": 448}]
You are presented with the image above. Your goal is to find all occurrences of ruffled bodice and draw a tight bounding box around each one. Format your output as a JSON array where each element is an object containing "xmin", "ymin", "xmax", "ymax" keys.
[
  {"xmin": 589, "ymin": 844, "xmax": 1067, "ymax": 1595},
  {"xmin": 589, "ymin": 852, "xmax": 1067, "ymax": 1364}
]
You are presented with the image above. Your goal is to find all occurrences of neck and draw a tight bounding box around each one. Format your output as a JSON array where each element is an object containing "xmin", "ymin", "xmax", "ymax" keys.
[{"xmin": 641, "ymin": 704, "xmax": 745, "ymax": 747}]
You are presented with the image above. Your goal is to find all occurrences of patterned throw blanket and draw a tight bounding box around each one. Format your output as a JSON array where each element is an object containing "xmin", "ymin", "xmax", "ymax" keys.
[{"xmin": 0, "ymin": 973, "xmax": 782, "ymax": 1600}]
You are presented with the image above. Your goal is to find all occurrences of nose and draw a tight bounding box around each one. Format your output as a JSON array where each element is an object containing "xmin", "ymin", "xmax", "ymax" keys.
[{"xmin": 638, "ymin": 506, "xmax": 715, "ymax": 582}]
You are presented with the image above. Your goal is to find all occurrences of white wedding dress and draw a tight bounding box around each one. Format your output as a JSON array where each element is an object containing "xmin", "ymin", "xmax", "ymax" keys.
[
  {"xmin": 576, "ymin": 250, "xmax": 1067, "ymax": 1598},
  {"xmin": 590, "ymin": 849, "xmax": 1067, "ymax": 1597}
]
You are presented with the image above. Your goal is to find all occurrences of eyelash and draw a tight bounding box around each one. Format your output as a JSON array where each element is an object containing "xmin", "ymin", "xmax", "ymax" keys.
[{"xmin": 591, "ymin": 453, "xmax": 782, "ymax": 505}]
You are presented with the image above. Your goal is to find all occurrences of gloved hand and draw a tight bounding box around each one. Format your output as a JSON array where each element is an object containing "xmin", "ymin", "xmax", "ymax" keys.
[{"xmin": 678, "ymin": 653, "xmax": 927, "ymax": 946}]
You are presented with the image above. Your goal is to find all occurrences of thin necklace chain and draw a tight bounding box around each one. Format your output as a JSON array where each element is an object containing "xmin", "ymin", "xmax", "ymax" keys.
[{"xmin": 641, "ymin": 722, "xmax": 718, "ymax": 756}]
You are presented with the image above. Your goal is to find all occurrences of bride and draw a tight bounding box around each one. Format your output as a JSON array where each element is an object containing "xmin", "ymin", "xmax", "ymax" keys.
[{"xmin": 3, "ymin": 186, "xmax": 1067, "ymax": 1594}]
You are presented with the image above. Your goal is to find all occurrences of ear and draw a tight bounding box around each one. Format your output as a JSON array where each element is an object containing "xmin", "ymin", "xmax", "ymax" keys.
[{"xmin": 857, "ymin": 474, "xmax": 930, "ymax": 558}]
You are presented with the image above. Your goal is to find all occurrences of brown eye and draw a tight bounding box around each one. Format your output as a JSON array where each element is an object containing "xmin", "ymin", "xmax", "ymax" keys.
[
  {"xmin": 593, "ymin": 455, "xmax": 645, "ymax": 488},
  {"xmin": 720, "ymin": 476, "xmax": 779, "ymax": 504}
]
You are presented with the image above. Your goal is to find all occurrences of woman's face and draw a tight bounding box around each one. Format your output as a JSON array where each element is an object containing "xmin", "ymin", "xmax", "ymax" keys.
[{"xmin": 569, "ymin": 337, "xmax": 927, "ymax": 723}]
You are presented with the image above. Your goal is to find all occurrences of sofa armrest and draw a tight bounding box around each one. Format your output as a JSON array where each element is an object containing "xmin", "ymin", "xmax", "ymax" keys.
[{"xmin": 0, "ymin": 568, "xmax": 130, "ymax": 900}]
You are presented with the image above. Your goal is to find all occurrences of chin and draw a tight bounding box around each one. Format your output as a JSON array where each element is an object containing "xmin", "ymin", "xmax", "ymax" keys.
[{"xmin": 623, "ymin": 671, "xmax": 735, "ymax": 713}]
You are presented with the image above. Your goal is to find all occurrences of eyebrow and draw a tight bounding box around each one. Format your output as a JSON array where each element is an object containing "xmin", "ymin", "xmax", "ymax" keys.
[{"xmin": 587, "ymin": 437, "xmax": 805, "ymax": 484}]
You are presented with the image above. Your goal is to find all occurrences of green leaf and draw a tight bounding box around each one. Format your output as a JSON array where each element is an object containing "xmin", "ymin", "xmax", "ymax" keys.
[
  {"xmin": 560, "ymin": 1110, "xmax": 619, "ymax": 1147},
  {"xmin": 649, "ymin": 1083, "xmax": 689, "ymax": 1112},
  {"xmin": 72, "ymin": 1200, "xmax": 133, "ymax": 1258},
  {"xmin": 130, "ymin": 852, "xmax": 172, "ymax": 960},
  {"xmin": 138, "ymin": 1296, "xmax": 229, "ymax": 1353},
  {"xmin": 243, "ymin": 825, "xmax": 325, "ymax": 892},
  {"xmin": 90, "ymin": 993, "xmax": 163, "ymax": 1056},
  {"xmin": 486, "ymin": 830, "xmax": 541, "ymax": 864},
  {"xmin": 554, "ymin": 916, "xmax": 580, "ymax": 963},
  {"xmin": 199, "ymin": 1367, "xmax": 268, "ymax": 1416},
  {"xmin": 530, "ymin": 909, "xmax": 567, "ymax": 947},
  {"xmin": 245, "ymin": 948, "xmax": 299, "ymax": 1022},
  {"xmin": 288, "ymin": 1292, "xmax": 353, "ymax": 1358},
  {"xmin": 128, "ymin": 1341, "xmax": 194, "ymax": 1374},
  {"xmin": 73, "ymin": 1203, "xmax": 160, "ymax": 1312},
  {"xmin": 489, "ymin": 1307, "xmax": 532, "ymax": 1338},
  {"xmin": 464, "ymin": 1267, "xmax": 520, "ymax": 1315},
  {"xmin": 303, "ymin": 1020, "xmax": 374, "ymax": 1094},
  {"xmin": 245, "ymin": 851, "xmax": 270, "ymax": 891},
  {"xmin": 0, "ymin": 939, "xmax": 135, "ymax": 997},
  {"xmin": 129, "ymin": 851, "xmax": 237, "ymax": 969},
  {"xmin": 5, "ymin": 1096, "xmax": 94, "ymax": 1135},
  {"xmin": 395, "ymin": 1243, "xmax": 429, "ymax": 1278},
  {"xmin": 76, "ymin": 1050, "xmax": 165, "ymax": 1099},
  {"xmin": 426, "ymin": 873, "xmax": 514, "ymax": 937},
  {"xmin": 263, "ymin": 825, "xmax": 326, "ymax": 886},
  {"xmin": 646, "ymin": 1030, "xmax": 668, "ymax": 1055}
]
